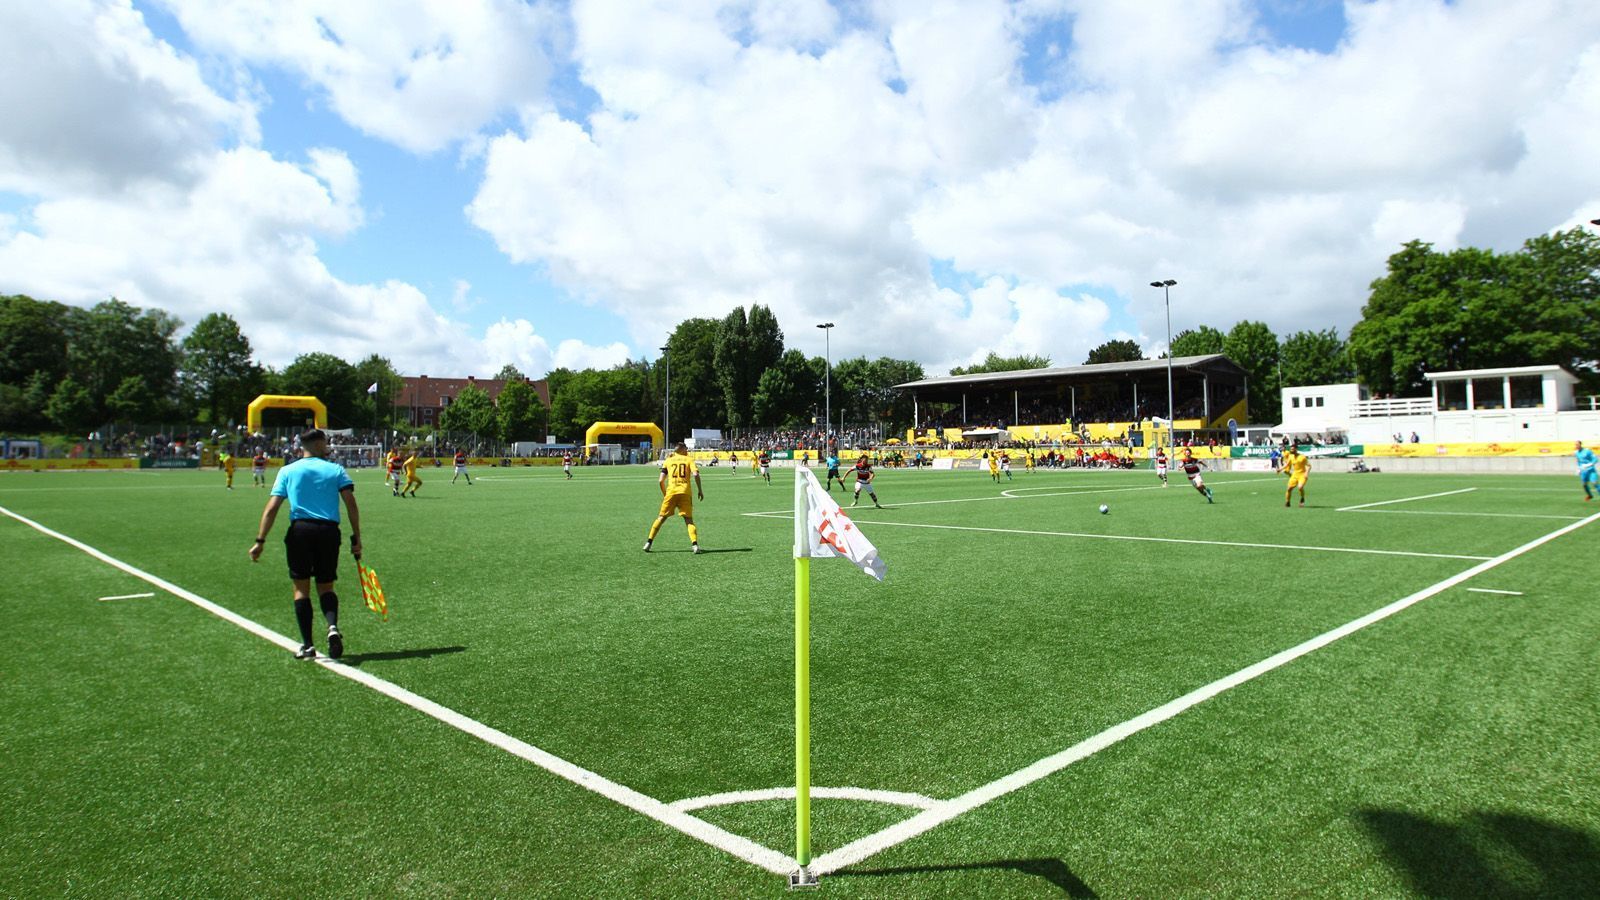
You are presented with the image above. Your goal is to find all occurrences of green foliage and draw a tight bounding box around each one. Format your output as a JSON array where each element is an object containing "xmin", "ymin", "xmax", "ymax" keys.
[
  {"xmin": 831, "ymin": 356, "xmax": 926, "ymax": 430},
  {"xmin": 713, "ymin": 305, "xmax": 784, "ymax": 430},
  {"xmin": 548, "ymin": 365, "xmax": 647, "ymax": 441},
  {"xmin": 752, "ymin": 349, "xmax": 821, "ymax": 426},
  {"xmin": 495, "ymin": 379, "xmax": 547, "ymax": 443},
  {"xmin": 438, "ymin": 385, "xmax": 495, "ymax": 441},
  {"xmin": 1085, "ymin": 340, "xmax": 1144, "ymax": 365},
  {"xmin": 1168, "ymin": 326, "xmax": 1226, "ymax": 358},
  {"xmin": 0, "ymin": 295, "xmax": 74, "ymax": 388},
  {"xmin": 948, "ymin": 352, "xmax": 1051, "ymax": 376},
  {"xmin": 106, "ymin": 376, "xmax": 158, "ymax": 425},
  {"xmin": 1350, "ymin": 230, "xmax": 1600, "ymax": 395},
  {"xmin": 71, "ymin": 299, "xmax": 183, "ymax": 424},
  {"xmin": 663, "ymin": 318, "xmax": 723, "ymax": 431},
  {"xmin": 494, "ymin": 364, "xmax": 525, "ymax": 382},
  {"xmin": 44, "ymin": 377, "xmax": 97, "ymax": 433},
  {"xmin": 181, "ymin": 312, "xmax": 264, "ymax": 425},
  {"xmin": 279, "ymin": 352, "xmax": 362, "ymax": 426},
  {"xmin": 353, "ymin": 354, "xmax": 404, "ymax": 428},
  {"xmin": 1223, "ymin": 320, "xmax": 1281, "ymax": 423},
  {"xmin": 1279, "ymin": 328, "xmax": 1353, "ymax": 387}
]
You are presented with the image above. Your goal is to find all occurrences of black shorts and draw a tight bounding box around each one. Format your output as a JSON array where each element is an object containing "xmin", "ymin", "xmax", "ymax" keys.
[
  {"xmin": 285, "ymin": 520, "xmax": 341, "ymax": 583},
  {"xmin": 827, "ymin": 467, "xmax": 841, "ymax": 479}
]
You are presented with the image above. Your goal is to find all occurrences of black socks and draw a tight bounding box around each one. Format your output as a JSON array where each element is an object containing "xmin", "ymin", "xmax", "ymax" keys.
[
  {"xmin": 319, "ymin": 591, "xmax": 338, "ymax": 629},
  {"xmin": 294, "ymin": 597, "xmax": 314, "ymax": 645}
]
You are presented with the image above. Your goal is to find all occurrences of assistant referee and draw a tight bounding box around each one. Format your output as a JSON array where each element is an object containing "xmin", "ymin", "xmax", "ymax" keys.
[{"xmin": 248, "ymin": 428, "xmax": 362, "ymax": 660}]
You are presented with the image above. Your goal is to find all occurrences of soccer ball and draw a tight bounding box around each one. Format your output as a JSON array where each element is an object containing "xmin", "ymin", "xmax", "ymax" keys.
[{"xmin": 1098, "ymin": 504, "xmax": 1110, "ymax": 515}]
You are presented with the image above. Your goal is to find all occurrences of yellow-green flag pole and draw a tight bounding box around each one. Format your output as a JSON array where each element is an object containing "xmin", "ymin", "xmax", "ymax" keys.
[{"xmin": 791, "ymin": 467, "xmax": 817, "ymax": 888}]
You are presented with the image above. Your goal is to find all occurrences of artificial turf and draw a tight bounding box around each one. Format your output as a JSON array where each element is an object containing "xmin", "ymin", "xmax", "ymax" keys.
[{"xmin": 3, "ymin": 462, "xmax": 1597, "ymax": 896}]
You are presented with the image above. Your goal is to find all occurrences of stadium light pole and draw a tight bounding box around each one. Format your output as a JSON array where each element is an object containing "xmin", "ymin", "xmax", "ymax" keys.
[
  {"xmin": 660, "ymin": 345, "xmax": 671, "ymax": 451},
  {"xmin": 1151, "ymin": 279, "xmax": 1177, "ymax": 450},
  {"xmin": 817, "ymin": 323, "xmax": 835, "ymax": 441}
]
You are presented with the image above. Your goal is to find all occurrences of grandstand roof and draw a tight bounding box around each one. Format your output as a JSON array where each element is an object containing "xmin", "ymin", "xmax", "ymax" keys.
[{"xmin": 895, "ymin": 355, "xmax": 1245, "ymax": 392}]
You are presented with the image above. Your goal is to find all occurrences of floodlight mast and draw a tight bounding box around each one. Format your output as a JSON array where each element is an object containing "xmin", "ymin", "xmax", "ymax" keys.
[
  {"xmin": 660, "ymin": 344, "xmax": 671, "ymax": 451},
  {"xmin": 1150, "ymin": 279, "xmax": 1177, "ymax": 451},
  {"xmin": 817, "ymin": 323, "xmax": 835, "ymax": 444}
]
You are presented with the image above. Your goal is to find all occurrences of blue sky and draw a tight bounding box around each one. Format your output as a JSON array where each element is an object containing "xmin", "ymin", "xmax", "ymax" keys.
[{"xmin": 1, "ymin": 1, "xmax": 1594, "ymax": 378}]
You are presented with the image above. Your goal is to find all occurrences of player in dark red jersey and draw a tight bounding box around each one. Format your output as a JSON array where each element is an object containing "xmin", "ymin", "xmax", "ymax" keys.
[
  {"xmin": 1178, "ymin": 450, "xmax": 1214, "ymax": 503},
  {"xmin": 563, "ymin": 451, "xmax": 574, "ymax": 479},
  {"xmin": 757, "ymin": 451, "xmax": 772, "ymax": 483},
  {"xmin": 849, "ymin": 455, "xmax": 883, "ymax": 508},
  {"xmin": 451, "ymin": 448, "xmax": 472, "ymax": 485},
  {"xmin": 251, "ymin": 451, "xmax": 269, "ymax": 487}
]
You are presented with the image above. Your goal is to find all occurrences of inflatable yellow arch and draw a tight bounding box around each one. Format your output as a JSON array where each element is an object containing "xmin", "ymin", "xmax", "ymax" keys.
[
  {"xmin": 584, "ymin": 421, "xmax": 664, "ymax": 449},
  {"xmin": 246, "ymin": 395, "xmax": 329, "ymax": 433}
]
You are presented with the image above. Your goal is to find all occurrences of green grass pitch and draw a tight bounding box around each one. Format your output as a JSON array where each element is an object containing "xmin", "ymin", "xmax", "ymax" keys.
[{"xmin": 4, "ymin": 462, "xmax": 1599, "ymax": 897}]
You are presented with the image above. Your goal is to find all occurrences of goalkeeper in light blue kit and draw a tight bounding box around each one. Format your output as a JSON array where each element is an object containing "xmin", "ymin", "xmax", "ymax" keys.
[{"xmin": 1577, "ymin": 441, "xmax": 1599, "ymax": 501}]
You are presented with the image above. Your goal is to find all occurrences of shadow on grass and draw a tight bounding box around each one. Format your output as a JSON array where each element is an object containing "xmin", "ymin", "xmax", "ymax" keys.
[
  {"xmin": 1358, "ymin": 807, "xmax": 1600, "ymax": 896},
  {"xmin": 652, "ymin": 547, "xmax": 755, "ymax": 554},
  {"xmin": 834, "ymin": 858, "xmax": 1096, "ymax": 896},
  {"xmin": 341, "ymin": 646, "xmax": 467, "ymax": 667}
]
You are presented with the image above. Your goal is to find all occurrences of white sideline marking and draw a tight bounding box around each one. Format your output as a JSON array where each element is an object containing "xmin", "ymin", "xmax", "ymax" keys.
[
  {"xmin": 97, "ymin": 592, "xmax": 156, "ymax": 601},
  {"xmin": 809, "ymin": 510, "xmax": 1600, "ymax": 876},
  {"xmin": 745, "ymin": 514, "xmax": 1492, "ymax": 562},
  {"xmin": 1337, "ymin": 487, "xmax": 1476, "ymax": 511},
  {"xmin": 1343, "ymin": 509, "xmax": 1583, "ymax": 521},
  {"xmin": 670, "ymin": 786, "xmax": 940, "ymax": 813},
  {"xmin": 743, "ymin": 477, "xmax": 1281, "ymax": 517},
  {"xmin": 0, "ymin": 504, "xmax": 796, "ymax": 876},
  {"xmin": 1466, "ymin": 588, "xmax": 1524, "ymax": 596}
]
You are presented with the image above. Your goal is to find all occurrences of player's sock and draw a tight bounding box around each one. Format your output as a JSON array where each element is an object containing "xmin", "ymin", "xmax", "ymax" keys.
[
  {"xmin": 294, "ymin": 597, "xmax": 314, "ymax": 647},
  {"xmin": 319, "ymin": 591, "xmax": 338, "ymax": 629},
  {"xmin": 648, "ymin": 519, "xmax": 664, "ymax": 541},
  {"xmin": 687, "ymin": 523, "xmax": 700, "ymax": 544}
]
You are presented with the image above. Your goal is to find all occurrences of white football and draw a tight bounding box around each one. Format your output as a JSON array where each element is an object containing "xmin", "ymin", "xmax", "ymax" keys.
[{"xmin": 1099, "ymin": 504, "xmax": 1110, "ymax": 514}]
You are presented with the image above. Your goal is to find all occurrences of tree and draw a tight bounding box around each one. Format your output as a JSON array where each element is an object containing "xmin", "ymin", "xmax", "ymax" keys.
[
  {"xmin": 69, "ymin": 298, "xmax": 182, "ymax": 424},
  {"xmin": 353, "ymin": 354, "xmax": 404, "ymax": 430},
  {"xmin": 494, "ymin": 364, "xmax": 525, "ymax": 382},
  {"xmin": 1279, "ymin": 328, "xmax": 1353, "ymax": 387},
  {"xmin": 714, "ymin": 305, "xmax": 785, "ymax": 430},
  {"xmin": 106, "ymin": 375, "xmax": 159, "ymax": 425},
  {"xmin": 1085, "ymin": 340, "xmax": 1144, "ymax": 365},
  {"xmin": 439, "ymin": 384, "xmax": 495, "ymax": 442},
  {"xmin": 495, "ymin": 379, "xmax": 547, "ymax": 443},
  {"xmin": 830, "ymin": 357, "xmax": 926, "ymax": 431},
  {"xmin": 1168, "ymin": 325, "xmax": 1226, "ymax": 358},
  {"xmin": 1223, "ymin": 320, "xmax": 1282, "ymax": 423},
  {"xmin": 948, "ymin": 352, "xmax": 1051, "ymax": 376},
  {"xmin": 662, "ymin": 318, "xmax": 724, "ymax": 431},
  {"xmin": 0, "ymin": 294, "xmax": 73, "ymax": 388},
  {"xmin": 181, "ymin": 312, "xmax": 263, "ymax": 425},
  {"xmin": 45, "ymin": 377, "xmax": 97, "ymax": 433},
  {"xmin": 279, "ymin": 352, "xmax": 362, "ymax": 426},
  {"xmin": 752, "ymin": 349, "xmax": 821, "ymax": 426}
]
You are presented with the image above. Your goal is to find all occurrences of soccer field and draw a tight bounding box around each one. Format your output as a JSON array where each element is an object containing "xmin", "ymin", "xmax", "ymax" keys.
[{"xmin": 4, "ymin": 463, "xmax": 1599, "ymax": 897}]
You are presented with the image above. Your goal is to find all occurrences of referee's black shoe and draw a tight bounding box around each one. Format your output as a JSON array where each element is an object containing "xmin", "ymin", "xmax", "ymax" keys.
[{"xmin": 327, "ymin": 626, "xmax": 343, "ymax": 660}]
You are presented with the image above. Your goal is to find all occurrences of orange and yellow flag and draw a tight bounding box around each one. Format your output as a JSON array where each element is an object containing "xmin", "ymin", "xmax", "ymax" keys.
[{"xmin": 357, "ymin": 562, "xmax": 388, "ymax": 622}]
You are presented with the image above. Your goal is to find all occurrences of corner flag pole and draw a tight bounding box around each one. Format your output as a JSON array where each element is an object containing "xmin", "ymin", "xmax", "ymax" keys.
[{"xmin": 793, "ymin": 466, "xmax": 814, "ymax": 875}]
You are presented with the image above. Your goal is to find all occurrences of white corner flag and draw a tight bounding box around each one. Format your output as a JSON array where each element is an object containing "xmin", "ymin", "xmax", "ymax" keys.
[
  {"xmin": 366, "ymin": 382, "xmax": 379, "ymax": 395},
  {"xmin": 791, "ymin": 465, "xmax": 885, "ymax": 885}
]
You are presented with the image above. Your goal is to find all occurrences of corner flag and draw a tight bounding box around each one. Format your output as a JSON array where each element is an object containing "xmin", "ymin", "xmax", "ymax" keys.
[
  {"xmin": 366, "ymin": 382, "xmax": 379, "ymax": 395},
  {"xmin": 791, "ymin": 466, "xmax": 884, "ymax": 884}
]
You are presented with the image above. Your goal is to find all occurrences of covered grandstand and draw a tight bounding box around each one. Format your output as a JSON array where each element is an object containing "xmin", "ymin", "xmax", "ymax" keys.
[{"xmin": 894, "ymin": 355, "xmax": 1251, "ymax": 445}]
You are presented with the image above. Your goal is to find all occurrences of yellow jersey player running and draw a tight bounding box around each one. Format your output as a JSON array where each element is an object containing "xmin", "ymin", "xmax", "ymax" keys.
[
  {"xmin": 1283, "ymin": 447, "xmax": 1311, "ymax": 507},
  {"xmin": 985, "ymin": 452, "xmax": 1000, "ymax": 483},
  {"xmin": 221, "ymin": 451, "xmax": 237, "ymax": 490},
  {"xmin": 644, "ymin": 442, "xmax": 703, "ymax": 554},
  {"xmin": 400, "ymin": 452, "xmax": 422, "ymax": 497}
]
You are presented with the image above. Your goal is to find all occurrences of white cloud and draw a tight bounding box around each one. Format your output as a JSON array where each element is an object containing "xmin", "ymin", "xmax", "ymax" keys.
[
  {"xmin": 483, "ymin": 318, "xmax": 632, "ymax": 375},
  {"xmin": 0, "ymin": 0, "xmax": 257, "ymax": 195},
  {"xmin": 157, "ymin": 0, "xmax": 560, "ymax": 153}
]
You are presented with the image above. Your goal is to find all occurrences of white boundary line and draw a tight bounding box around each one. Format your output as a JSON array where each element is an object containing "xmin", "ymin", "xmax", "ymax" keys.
[
  {"xmin": 1466, "ymin": 588, "xmax": 1524, "ymax": 596},
  {"xmin": 1343, "ymin": 509, "xmax": 1583, "ymax": 521},
  {"xmin": 808, "ymin": 510, "xmax": 1600, "ymax": 876},
  {"xmin": 670, "ymin": 786, "xmax": 940, "ymax": 813},
  {"xmin": 1336, "ymin": 487, "xmax": 1476, "ymax": 511},
  {"xmin": 744, "ymin": 514, "xmax": 1492, "ymax": 562},
  {"xmin": 0, "ymin": 504, "xmax": 796, "ymax": 876},
  {"xmin": 742, "ymin": 477, "xmax": 1282, "ymax": 517},
  {"xmin": 97, "ymin": 592, "xmax": 156, "ymax": 601}
]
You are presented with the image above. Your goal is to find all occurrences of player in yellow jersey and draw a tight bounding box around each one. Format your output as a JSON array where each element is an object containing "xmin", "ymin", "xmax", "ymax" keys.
[
  {"xmin": 985, "ymin": 451, "xmax": 1000, "ymax": 483},
  {"xmin": 1283, "ymin": 447, "xmax": 1311, "ymax": 507},
  {"xmin": 644, "ymin": 442, "xmax": 704, "ymax": 554},
  {"xmin": 400, "ymin": 452, "xmax": 422, "ymax": 497},
  {"xmin": 221, "ymin": 451, "xmax": 236, "ymax": 490}
]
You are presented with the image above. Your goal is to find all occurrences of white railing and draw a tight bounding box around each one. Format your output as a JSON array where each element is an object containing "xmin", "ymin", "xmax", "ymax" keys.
[{"xmin": 1350, "ymin": 397, "xmax": 1436, "ymax": 417}]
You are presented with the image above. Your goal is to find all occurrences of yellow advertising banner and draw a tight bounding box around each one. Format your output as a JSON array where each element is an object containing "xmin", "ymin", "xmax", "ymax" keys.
[
  {"xmin": 0, "ymin": 457, "xmax": 141, "ymax": 471},
  {"xmin": 1364, "ymin": 441, "xmax": 1581, "ymax": 459}
]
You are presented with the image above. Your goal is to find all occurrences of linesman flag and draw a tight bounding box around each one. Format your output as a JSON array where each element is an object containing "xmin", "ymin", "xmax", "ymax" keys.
[
  {"xmin": 790, "ymin": 466, "xmax": 885, "ymax": 885},
  {"xmin": 357, "ymin": 561, "xmax": 389, "ymax": 621}
]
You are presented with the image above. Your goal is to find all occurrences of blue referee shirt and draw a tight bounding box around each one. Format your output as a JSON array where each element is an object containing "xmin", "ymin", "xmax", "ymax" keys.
[
  {"xmin": 1578, "ymin": 448, "xmax": 1598, "ymax": 477},
  {"xmin": 271, "ymin": 456, "xmax": 354, "ymax": 523}
]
